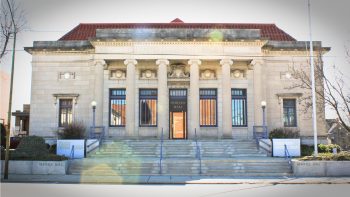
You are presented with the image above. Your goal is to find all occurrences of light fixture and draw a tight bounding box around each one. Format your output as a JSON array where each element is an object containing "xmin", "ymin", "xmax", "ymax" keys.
[
  {"xmin": 91, "ymin": 101, "xmax": 97, "ymax": 107},
  {"xmin": 261, "ymin": 101, "xmax": 267, "ymax": 107},
  {"xmin": 285, "ymin": 72, "xmax": 291, "ymax": 79},
  {"xmin": 64, "ymin": 72, "xmax": 71, "ymax": 79}
]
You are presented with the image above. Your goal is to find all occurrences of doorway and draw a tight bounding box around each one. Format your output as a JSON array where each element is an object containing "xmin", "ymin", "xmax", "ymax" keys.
[{"xmin": 169, "ymin": 89, "xmax": 187, "ymax": 139}]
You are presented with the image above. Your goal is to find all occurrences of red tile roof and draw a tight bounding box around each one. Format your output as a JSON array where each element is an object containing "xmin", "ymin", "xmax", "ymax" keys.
[
  {"xmin": 171, "ymin": 18, "xmax": 184, "ymax": 23},
  {"xmin": 59, "ymin": 19, "xmax": 296, "ymax": 41}
]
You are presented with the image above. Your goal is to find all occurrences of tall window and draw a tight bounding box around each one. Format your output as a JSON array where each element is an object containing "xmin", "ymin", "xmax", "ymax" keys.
[
  {"xmin": 231, "ymin": 89, "xmax": 247, "ymax": 127},
  {"xmin": 283, "ymin": 99, "xmax": 297, "ymax": 127},
  {"xmin": 110, "ymin": 89, "xmax": 126, "ymax": 126},
  {"xmin": 200, "ymin": 89, "xmax": 217, "ymax": 126},
  {"xmin": 59, "ymin": 99, "xmax": 72, "ymax": 127},
  {"xmin": 139, "ymin": 89, "xmax": 157, "ymax": 126}
]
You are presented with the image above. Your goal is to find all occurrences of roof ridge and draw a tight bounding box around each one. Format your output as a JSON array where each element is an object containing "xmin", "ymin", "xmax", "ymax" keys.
[
  {"xmin": 58, "ymin": 22, "xmax": 296, "ymax": 41},
  {"xmin": 76, "ymin": 22, "xmax": 278, "ymax": 25}
]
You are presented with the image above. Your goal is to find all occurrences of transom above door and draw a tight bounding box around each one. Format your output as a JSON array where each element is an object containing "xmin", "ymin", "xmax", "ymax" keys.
[{"xmin": 169, "ymin": 89, "xmax": 187, "ymax": 139}]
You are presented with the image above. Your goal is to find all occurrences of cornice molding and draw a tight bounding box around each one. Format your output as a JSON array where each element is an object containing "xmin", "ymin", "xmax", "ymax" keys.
[
  {"xmin": 30, "ymin": 50, "xmax": 94, "ymax": 55},
  {"xmin": 263, "ymin": 49, "xmax": 311, "ymax": 56},
  {"xmin": 90, "ymin": 41, "xmax": 267, "ymax": 47}
]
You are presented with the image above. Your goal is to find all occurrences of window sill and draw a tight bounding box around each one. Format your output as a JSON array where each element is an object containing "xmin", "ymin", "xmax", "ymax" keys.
[{"xmin": 139, "ymin": 125, "xmax": 158, "ymax": 127}]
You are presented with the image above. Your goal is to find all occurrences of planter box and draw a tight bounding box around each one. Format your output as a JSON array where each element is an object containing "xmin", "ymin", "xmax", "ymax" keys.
[
  {"xmin": 292, "ymin": 160, "xmax": 350, "ymax": 177},
  {"xmin": 272, "ymin": 138, "xmax": 300, "ymax": 157},
  {"xmin": 1, "ymin": 160, "xmax": 67, "ymax": 175},
  {"xmin": 57, "ymin": 139, "xmax": 85, "ymax": 159}
]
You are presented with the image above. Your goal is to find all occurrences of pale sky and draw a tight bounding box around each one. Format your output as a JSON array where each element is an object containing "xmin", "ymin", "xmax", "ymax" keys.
[{"xmin": 1, "ymin": 0, "xmax": 350, "ymax": 125}]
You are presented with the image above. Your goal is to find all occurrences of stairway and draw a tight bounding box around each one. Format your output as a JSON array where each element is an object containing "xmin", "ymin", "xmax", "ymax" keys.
[{"xmin": 68, "ymin": 139, "xmax": 292, "ymax": 177}]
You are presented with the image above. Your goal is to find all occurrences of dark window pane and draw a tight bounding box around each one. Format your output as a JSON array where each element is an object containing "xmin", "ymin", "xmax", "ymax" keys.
[
  {"xmin": 200, "ymin": 89, "xmax": 217, "ymax": 126},
  {"xmin": 231, "ymin": 89, "xmax": 247, "ymax": 126},
  {"xmin": 139, "ymin": 89, "xmax": 157, "ymax": 126},
  {"xmin": 110, "ymin": 89, "xmax": 126, "ymax": 126},
  {"xmin": 59, "ymin": 99, "xmax": 73, "ymax": 127},
  {"xmin": 283, "ymin": 99, "xmax": 297, "ymax": 127}
]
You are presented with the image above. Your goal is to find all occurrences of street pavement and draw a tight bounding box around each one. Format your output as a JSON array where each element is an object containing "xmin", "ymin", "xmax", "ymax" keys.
[
  {"xmin": 1, "ymin": 174, "xmax": 350, "ymax": 184},
  {"xmin": 1, "ymin": 182, "xmax": 350, "ymax": 197}
]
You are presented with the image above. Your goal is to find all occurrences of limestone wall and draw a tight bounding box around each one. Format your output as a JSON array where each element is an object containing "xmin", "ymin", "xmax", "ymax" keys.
[{"xmin": 28, "ymin": 42, "xmax": 327, "ymax": 139}]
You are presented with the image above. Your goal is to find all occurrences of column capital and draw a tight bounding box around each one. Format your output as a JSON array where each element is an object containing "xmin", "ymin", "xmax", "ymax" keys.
[
  {"xmin": 188, "ymin": 59, "xmax": 201, "ymax": 66},
  {"xmin": 124, "ymin": 59, "xmax": 138, "ymax": 66},
  {"xmin": 94, "ymin": 59, "xmax": 106, "ymax": 66},
  {"xmin": 220, "ymin": 59, "xmax": 233, "ymax": 66},
  {"xmin": 250, "ymin": 59, "xmax": 264, "ymax": 67},
  {"xmin": 156, "ymin": 59, "xmax": 169, "ymax": 66}
]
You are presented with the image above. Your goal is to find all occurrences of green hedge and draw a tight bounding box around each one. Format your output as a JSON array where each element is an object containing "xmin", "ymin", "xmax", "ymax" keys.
[
  {"xmin": 300, "ymin": 151, "xmax": 350, "ymax": 161},
  {"xmin": 301, "ymin": 144, "xmax": 342, "ymax": 156},
  {"xmin": 10, "ymin": 136, "xmax": 67, "ymax": 161},
  {"xmin": 318, "ymin": 144, "xmax": 341, "ymax": 153}
]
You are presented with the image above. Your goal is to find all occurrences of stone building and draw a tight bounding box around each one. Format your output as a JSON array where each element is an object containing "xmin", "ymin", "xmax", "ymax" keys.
[
  {"xmin": 25, "ymin": 19, "xmax": 329, "ymax": 142},
  {"xmin": 12, "ymin": 104, "xmax": 30, "ymax": 137}
]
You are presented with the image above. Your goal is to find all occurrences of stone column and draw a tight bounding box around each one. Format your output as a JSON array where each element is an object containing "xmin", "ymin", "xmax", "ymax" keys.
[
  {"xmin": 252, "ymin": 60, "xmax": 264, "ymax": 126},
  {"xmin": 220, "ymin": 59, "xmax": 233, "ymax": 138},
  {"xmin": 156, "ymin": 59, "xmax": 169, "ymax": 138},
  {"xmin": 94, "ymin": 60, "xmax": 106, "ymax": 127},
  {"xmin": 124, "ymin": 59, "xmax": 137, "ymax": 137},
  {"xmin": 188, "ymin": 59, "xmax": 201, "ymax": 138}
]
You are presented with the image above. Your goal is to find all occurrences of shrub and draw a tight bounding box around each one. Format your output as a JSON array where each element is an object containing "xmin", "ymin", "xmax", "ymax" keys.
[
  {"xmin": 10, "ymin": 136, "xmax": 67, "ymax": 161},
  {"xmin": 1, "ymin": 123, "xmax": 6, "ymax": 148},
  {"xmin": 10, "ymin": 153, "xmax": 67, "ymax": 161},
  {"xmin": 301, "ymin": 145, "xmax": 314, "ymax": 156},
  {"xmin": 49, "ymin": 144, "xmax": 57, "ymax": 154},
  {"xmin": 10, "ymin": 137, "xmax": 21, "ymax": 149},
  {"xmin": 300, "ymin": 151, "xmax": 350, "ymax": 161},
  {"xmin": 57, "ymin": 121, "xmax": 86, "ymax": 139},
  {"xmin": 318, "ymin": 144, "xmax": 341, "ymax": 153},
  {"xmin": 269, "ymin": 128, "xmax": 300, "ymax": 139},
  {"xmin": 11, "ymin": 136, "xmax": 49, "ymax": 159}
]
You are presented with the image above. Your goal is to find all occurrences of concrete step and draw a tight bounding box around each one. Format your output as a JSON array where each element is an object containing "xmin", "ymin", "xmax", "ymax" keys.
[{"xmin": 72, "ymin": 139, "xmax": 292, "ymax": 176}]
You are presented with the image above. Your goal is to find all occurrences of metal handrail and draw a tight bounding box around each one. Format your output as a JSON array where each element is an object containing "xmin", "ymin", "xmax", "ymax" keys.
[
  {"xmin": 70, "ymin": 145, "xmax": 75, "ymax": 159},
  {"xmin": 194, "ymin": 128, "xmax": 202, "ymax": 174},
  {"xmin": 86, "ymin": 126, "xmax": 105, "ymax": 155},
  {"xmin": 253, "ymin": 125, "xmax": 268, "ymax": 146},
  {"xmin": 284, "ymin": 144, "xmax": 293, "ymax": 170},
  {"xmin": 67, "ymin": 145, "xmax": 75, "ymax": 172},
  {"xmin": 159, "ymin": 128, "xmax": 164, "ymax": 174},
  {"xmin": 257, "ymin": 138, "xmax": 272, "ymax": 155}
]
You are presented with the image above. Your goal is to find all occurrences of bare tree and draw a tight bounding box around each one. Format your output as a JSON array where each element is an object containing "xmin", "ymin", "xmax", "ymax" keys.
[
  {"xmin": 288, "ymin": 49, "xmax": 350, "ymax": 133},
  {"xmin": 0, "ymin": 0, "xmax": 26, "ymax": 60}
]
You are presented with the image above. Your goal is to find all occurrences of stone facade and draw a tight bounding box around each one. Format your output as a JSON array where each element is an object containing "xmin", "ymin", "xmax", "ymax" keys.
[{"xmin": 25, "ymin": 20, "xmax": 329, "ymax": 140}]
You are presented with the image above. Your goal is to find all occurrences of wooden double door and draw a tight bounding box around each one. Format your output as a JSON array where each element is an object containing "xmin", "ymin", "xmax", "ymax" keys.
[{"xmin": 169, "ymin": 89, "xmax": 187, "ymax": 139}]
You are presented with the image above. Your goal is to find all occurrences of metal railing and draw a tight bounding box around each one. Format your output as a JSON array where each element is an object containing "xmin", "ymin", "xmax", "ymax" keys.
[
  {"xmin": 67, "ymin": 145, "xmax": 75, "ymax": 171},
  {"xmin": 86, "ymin": 126, "xmax": 105, "ymax": 155},
  {"xmin": 284, "ymin": 144, "xmax": 293, "ymax": 170},
  {"xmin": 194, "ymin": 128, "xmax": 202, "ymax": 174},
  {"xmin": 159, "ymin": 128, "xmax": 164, "ymax": 174},
  {"xmin": 253, "ymin": 125, "xmax": 268, "ymax": 146},
  {"xmin": 258, "ymin": 139, "xmax": 272, "ymax": 155}
]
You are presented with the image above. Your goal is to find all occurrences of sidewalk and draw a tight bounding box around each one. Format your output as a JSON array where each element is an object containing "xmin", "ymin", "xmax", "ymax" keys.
[{"xmin": 2, "ymin": 174, "xmax": 350, "ymax": 184}]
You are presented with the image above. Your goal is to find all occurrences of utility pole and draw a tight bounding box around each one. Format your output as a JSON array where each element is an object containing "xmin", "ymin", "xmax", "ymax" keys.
[
  {"xmin": 308, "ymin": 0, "xmax": 318, "ymax": 156},
  {"xmin": 4, "ymin": 0, "xmax": 17, "ymax": 179}
]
